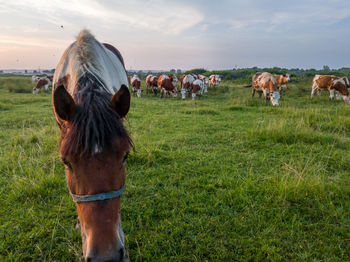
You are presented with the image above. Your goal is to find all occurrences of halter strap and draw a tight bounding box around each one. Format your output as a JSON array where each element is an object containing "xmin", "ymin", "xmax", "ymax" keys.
[{"xmin": 70, "ymin": 185, "xmax": 125, "ymax": 203}]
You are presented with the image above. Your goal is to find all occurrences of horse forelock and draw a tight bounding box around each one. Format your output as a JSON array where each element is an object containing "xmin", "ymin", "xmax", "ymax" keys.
[
  {"xmin": 54, "ymin": 29, "xmax": 128, "ymax": 98},
  {"xmin": 60, "ymin": 73, "xmax": 133, "ymax": 159}
]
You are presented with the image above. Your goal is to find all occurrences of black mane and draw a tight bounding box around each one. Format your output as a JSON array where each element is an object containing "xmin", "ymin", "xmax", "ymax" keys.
[{"xmin": 60, "ymin": 73, "xmax": 132, "ymax": 158}]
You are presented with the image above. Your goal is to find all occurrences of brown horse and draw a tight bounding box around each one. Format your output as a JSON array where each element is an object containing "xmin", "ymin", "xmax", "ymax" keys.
[{"xmin": 52, "ymin": 30, "xmax": 132, "ymax": 262}]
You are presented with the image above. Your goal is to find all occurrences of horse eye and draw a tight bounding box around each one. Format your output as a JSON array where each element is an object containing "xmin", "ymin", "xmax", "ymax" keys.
[
  {"xmin": 121, "ymin": 152, "xmax": 129, "ymax": 166},
  {"xmin": 62, "ymin": 158, "xmax": 73, "ymax": 171}
]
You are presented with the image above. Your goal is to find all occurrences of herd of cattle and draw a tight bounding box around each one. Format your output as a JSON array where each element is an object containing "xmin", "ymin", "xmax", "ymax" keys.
[
  {"xmin": 251, "ymin": 72, "xmax": 350, "ymax": 106},
  {"xmin": 31, "ymin": 72, "xmax": 350, "ymax": 105},
  {"xmin": 31, "ymin": 73, "xmax": 221, "ymax": 100},
  {"xmin": 129, "ymin": 73, "xmax": 221, "ymax": 99}
]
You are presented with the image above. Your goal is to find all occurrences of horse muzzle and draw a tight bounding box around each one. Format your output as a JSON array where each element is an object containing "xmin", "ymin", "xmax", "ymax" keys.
[{"xmin": 85, "ymin": 239, "xmax": 128, "ymax": 262}]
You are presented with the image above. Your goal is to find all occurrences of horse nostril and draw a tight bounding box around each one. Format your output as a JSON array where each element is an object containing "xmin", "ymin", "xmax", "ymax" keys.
[{"xmin": 86, "ymin": 257, "xmax": 92, "ymax": 262}]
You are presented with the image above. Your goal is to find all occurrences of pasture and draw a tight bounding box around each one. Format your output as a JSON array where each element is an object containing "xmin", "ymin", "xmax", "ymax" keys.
[{"xmin": 0, "ymin": 75, "xmax": 349, "ymax": 261}]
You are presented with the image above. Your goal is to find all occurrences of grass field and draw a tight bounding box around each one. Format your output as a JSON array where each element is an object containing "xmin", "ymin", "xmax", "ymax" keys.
[{"xmin": 0, "ymin": 75, "xmax": 349, "ymax": 261}]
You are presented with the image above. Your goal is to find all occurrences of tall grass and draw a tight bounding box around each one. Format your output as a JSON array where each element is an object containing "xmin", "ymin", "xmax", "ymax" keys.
[{"xmin": 0, "ymin": 76, "xmax": 349, "ymax": 261}]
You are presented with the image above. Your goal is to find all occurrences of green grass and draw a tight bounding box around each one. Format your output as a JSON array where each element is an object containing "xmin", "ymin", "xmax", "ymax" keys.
[{"xmin": 0, "ymin": 76, "xmax": 349, "ymax": 261}]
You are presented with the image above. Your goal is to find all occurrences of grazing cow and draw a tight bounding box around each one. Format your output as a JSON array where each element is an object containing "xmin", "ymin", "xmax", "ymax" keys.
[
  {"xmin": 209, "ymin": 74, "xmax": 221, "ymax": 87},
  {"xmin": 311, "ymin": 75, "xmax": 350, "ymax": 102},
  {"xmin": 130, "ymin": 74, "xmax": 141, "ymax": 97},
  {"xmin": 333, "ymin": 78, "xmax": 350, "ymax": 102},
  {"xmin": 169, "ymin": 74, "xmax": 178, "ymax": 88},
  {"xmin": 191, "ymin": 79, "xmax": 206, "ymax": 100},
  {"xmin": 52, "ymin": 30, "xmax": 131, "ymax": 262},
  {"xmin": 145, "ymin": 74, "xmax": 158, "ymax": 94},
  {"xmin": 341, "ymin": 76, "xmax": 350, "ymax": 88},
  {"xmin": 274, "ymin": 74, "xmax": 291, "ymax": 95},
  {"xmin": 47, "ymin": 75, "xmax": 53, "ymax": 82},
  {"xmin": 198, "ymin": 74, "xmax": 209, "ymax": 85},
  {"xmin": 158, "ymin": 74, "xmax": 177, "ymax": 98},
  {"xmin": 33, "ymin": 76, "xmax": 51, "ymax": 94},
  {"xmin": 179, "ymin": 74, "xmax": 186, "ymax": 86},
  {"xmin": 181, "ymin": 74, "xmax": 196, "ymax": 99},
  {"xmin": 252, "ymin": 72, "xmax": 280, "ymax": 106},
  {"xmin": 32, "ymin": 75, "xmax": 41, "ymax": 83},
  {"xmin": 190, "ymin": 74, "xmax": 198, "ymax": 80}
]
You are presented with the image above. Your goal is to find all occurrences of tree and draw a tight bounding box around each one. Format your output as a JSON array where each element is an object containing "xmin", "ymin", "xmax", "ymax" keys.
[{"xmin": 323, "ymin": 65, "xmax": 330, "ymax": 71}]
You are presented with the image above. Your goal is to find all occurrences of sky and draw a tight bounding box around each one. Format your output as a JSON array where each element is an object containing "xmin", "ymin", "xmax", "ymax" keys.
[{"xmin": 1, "ymin": 0, "xmax": 350, "ymax": 71}]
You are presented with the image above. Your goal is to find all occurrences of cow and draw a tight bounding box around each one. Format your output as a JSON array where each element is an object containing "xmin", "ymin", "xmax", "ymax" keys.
[
  {"xmin": 311, "ymin": 75, "xmax": 350, "ymax": 102},
  {"xmin": 333, "ymin": 78, "xmax": 350, "ymax": 102},
  {"xmin": 179, "ymin": 74, "xmax": 186, "ymax": 86},
  {"xmin": 181, "ymin": 74, "xmax": 196, "ymax": 99},
  {"xmin": 341, "ymin": 76, "xmax": 350, "ymax": 88},
  {"xmin": 190, "ymin": 74, "xmax": 198, "ymax": 80},
  {"xmin": 274, "ymin": 74, "xmax": 291, "ymax": 95},
  {"xmin": 169, "ymin": 74, "xmax": 178, "ymax": 88},
  {"xmin": 31, "ymin": 75, "xmax": 41, "ymax": 83},
  {"xmin": 130, "ymin": 74, "xmax": 141, "ymax": 97},
  {"xmin": 198, "ymin": 74, "xmax": 209, "ymax": 85},
  {"xmin": 47, "ymin": 75, "xmax": 54, "ymax": 82},
  {"xmin": 145, "ymin": 74, "xmax": 158, "ymax": 95},
  {"xmin": 252, "ymin": 72, "xmax": 280, "ymax": 106},
  {"xmin": 191, "ymin": 79, "xmax": 206, "ymax": 100},
  {"xmin": 33, "ymin": 76, "xmax": 51, "ymax": 94},
  {"xmin": 158, "ymin": 74, "xmax": 177, "ymax": 98},
  {"xmin": 209, "ymin": 74, "xmax": 221, "ymax": 87}
]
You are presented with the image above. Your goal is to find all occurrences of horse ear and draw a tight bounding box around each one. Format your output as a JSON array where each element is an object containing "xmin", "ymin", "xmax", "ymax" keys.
[
  {"xmin": 53, "ymin": 85, "xmax": 76, "ymax": 121},
  {"xmin": 111, "ymin": 84, "xmax": 130, "ymax": 118}
]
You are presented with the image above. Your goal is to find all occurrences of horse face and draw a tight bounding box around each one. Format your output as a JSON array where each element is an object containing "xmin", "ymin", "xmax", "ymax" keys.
[
  {"xmin": 53, "ymin": 85, "xmax": 131, "ymax": 262},
  {"xmin": 62, "ymin": 140, "xmax": 130, "ymax": 262}
]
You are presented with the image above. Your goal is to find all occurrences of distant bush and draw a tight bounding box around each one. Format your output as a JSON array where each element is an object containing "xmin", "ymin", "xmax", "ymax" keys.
[
  {"xmin": 8, "ymin": 87, "xmax": 31, "ymax": 93},
  {"xmin": 184, "ymin": 68, "xmax": 207, "ymax": 75},
  {"xmin": 0, "ymin": 76, "xmax": 33, "ymax": 93}
]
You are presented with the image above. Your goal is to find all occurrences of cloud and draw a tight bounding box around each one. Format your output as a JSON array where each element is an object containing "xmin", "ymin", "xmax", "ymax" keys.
[
  {"xmin": 0, "ymin": 0, "xmax": 203, "ymax": 35},
  {"xmin": 2, "ymin": 0, "xmax": 350, "ymax": 69}
]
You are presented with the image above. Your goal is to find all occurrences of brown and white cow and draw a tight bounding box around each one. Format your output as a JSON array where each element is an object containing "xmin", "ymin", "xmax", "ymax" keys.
[
  {"xmin": 32, "ymin": 75, "xmax": 41, "ymax": 83},
  {"xmin": 181, "ymin": 74, "xmax": 196, "ymax": 99},
  {"xmin": 252, "ymin": 72, "xmax": 280, "ymax": 106},
  {"xmin": 191, "ymin": 79, "xmax": 206, "ymax": 100},
  {"xmin": 33, "ymin": 76, "xmax": 51, "ymax": 94},
  {"xmin": 158, "ymin": 75, "xmax": 177, "ymax": 98},
  {"xmin": 198, "ymin": 74, "xmax": 209, "ymax": 85},
  {"xmin": 190, "ymin": 74, "xmax": 198, "ymax": 80},
  {"xmin": 333, "ymin": 78, "xmax": 350, "ymax": 102},
  {"xmin": 47, "ymin": 75, "xmax": 54, "ymax": 82},
  {"xmin": 145, "ymin": 74, "xmax": 158, "ymax": 95},
  {"xmin": 130, "ymin": 74, "xmax": 141, "ymax": 97},
  {"xmin": 168, "ymin": 74, "xmax": 178, "ymax": 88},
  {"xmin": 311, "ymin": 75, "xmax": 350, "ymax": 102},
  {"xmin": 209, "ymin": 74, "xmax": 221, "ymax": 87},
  {"xmin": 341, "ymin": 76, "xmax": 350, "ymax": 88},
  {"xmin": 274, "ymin": 74, "xmax": 291, "ymax": 95},
  {"xmin": 179, "ymin": 74, "xmax": 186, "ymax": 86}
]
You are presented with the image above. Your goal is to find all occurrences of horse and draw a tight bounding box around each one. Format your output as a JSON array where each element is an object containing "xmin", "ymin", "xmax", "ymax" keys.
[{"xmin": 52, "ymin": 30, "xmax": 132, "ymax": 262}]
